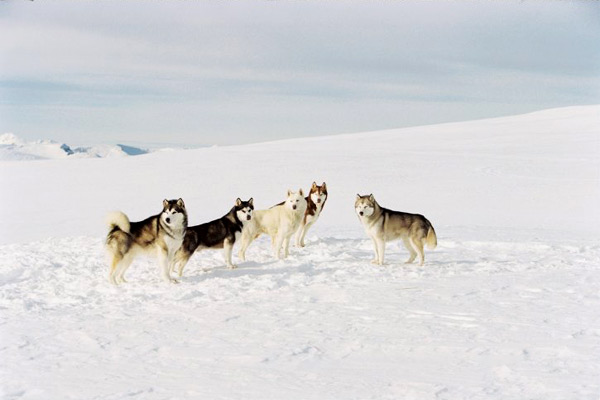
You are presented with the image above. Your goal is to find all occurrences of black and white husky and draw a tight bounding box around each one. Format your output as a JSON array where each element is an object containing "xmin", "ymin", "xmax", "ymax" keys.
[
  {"xmin": 105, "ymin": 199, "xmax": 188, "ymax": 284},
  {"xmin": 172, "ymin": 198, "xmax": 254, "ymax": 277}
]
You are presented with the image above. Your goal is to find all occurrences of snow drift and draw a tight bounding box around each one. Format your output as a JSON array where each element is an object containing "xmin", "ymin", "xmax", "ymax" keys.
[{"xmin": 0, "ymin": 106, "xmax": 599, "ymax": 400}]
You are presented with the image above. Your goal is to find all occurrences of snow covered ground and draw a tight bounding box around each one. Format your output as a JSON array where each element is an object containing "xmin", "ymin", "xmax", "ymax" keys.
[{"xmin": 1, "ymin": 106, "xmax": 599, "ymax": 399}]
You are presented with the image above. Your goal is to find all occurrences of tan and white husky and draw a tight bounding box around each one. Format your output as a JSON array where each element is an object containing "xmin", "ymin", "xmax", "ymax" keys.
[
  {"xmin": 238, "ymin": 189, "xmax": 307, "ymax": 260},
  {"xmin": 355, "ymin": 194, "xmax": 437, "ymax": 266}
]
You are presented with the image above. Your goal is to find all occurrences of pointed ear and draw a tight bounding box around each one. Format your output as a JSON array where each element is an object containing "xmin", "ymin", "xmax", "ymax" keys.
[
  {"xmin": 369, "ymin": 194, "xmax": 375, "ymax": 202},
  {"xmin": 287, "ymin": 189, "xmax": 292, "ymax": 197},
  {"xmin": 248, "ymin": 198, "xmax": 254, "ymax": 206},
  {"xmin": 235, "ymin": 198, "xmax": 242, "ymax": 206},
  {"xmin": 322, "ymin": 182, "xmax": 327, "ymax": 190},
  {"xmin": 298, "ymin": 188, "xmax": 303, "ymax": 196},
  {"xmin": 312, "ymin": 181, "xmax": 317, "ymax": 188},
  {"xmin": 177, "ymin": 198, "xmax": 185, "ymax": 208},
  {"xmin": 356, "ymin": 194, "xmax": 361, "ymax": 200},
  {"xmin": 163, "ymin": 199, "xmax": 169, "ymax": 208}
]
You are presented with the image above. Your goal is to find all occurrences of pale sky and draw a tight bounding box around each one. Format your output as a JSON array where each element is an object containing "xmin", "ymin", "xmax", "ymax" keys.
[{"xmin": 1, "ymin": 1, "xmax": 599, "ymax": 146}]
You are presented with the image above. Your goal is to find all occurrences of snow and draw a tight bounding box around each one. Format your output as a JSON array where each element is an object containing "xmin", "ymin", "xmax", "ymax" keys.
[{"xmin": 0, "ymin": 105, "xmax": 599, "ymax": 399}]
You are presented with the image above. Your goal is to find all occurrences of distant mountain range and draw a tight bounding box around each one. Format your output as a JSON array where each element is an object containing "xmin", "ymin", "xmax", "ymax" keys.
[{"xmin": 0, "ymin": 133, "xmax": 150, "ymax": 161}]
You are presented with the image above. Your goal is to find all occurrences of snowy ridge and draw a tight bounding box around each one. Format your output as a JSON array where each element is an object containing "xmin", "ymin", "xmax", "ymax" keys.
[
  {"xmin": 0, "ymin": 133, "xmax": 149, "ymax": 160},
  {"xmin": 0, "ymin": 105, "xmax": 599, "ymax": 399}
]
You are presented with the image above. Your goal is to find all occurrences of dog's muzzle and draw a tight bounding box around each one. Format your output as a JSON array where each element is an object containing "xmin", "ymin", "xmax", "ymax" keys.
[
  {"xmin": 165, "ymin": 217, "xmax": 171, "ymax": 224},
  {"xmin": 246, "ymin": 215, "xmax": 251, "ymax": 221},
  {"xmin": 293, "ymin": 205, "xmax": 297, "ymax": 210},
  {"xmin": 359, "ymin": 211, "xmax": 363, "ymax": 216},
  {"xmin": 317, "ymin": 199, "xmax": 321, "ymax": 203}
]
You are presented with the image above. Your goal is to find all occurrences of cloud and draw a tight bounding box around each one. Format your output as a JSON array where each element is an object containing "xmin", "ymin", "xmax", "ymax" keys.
[{"xmin": 1, "ymin": 0, "xmax": 599, "ymax": 145}]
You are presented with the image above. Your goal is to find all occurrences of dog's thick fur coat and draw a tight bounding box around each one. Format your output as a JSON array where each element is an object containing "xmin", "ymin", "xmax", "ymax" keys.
[
  {"xmin": 295, "ymin": 182, "xmax": 328, "ymax": 247},
  {"xmin": 172, "ymin": 198, "xmax": 254, "ymax": 276},
  {"xmin": 105, "ymin": 199, "xmax": 187, "ymax": 284},
  {"xmin": 238, "ymin": 189, "xmax": 307, "ymax": 260},
  {"xmin": 355, "ymin": 194, "xmax": 436, "ymax": 266}
]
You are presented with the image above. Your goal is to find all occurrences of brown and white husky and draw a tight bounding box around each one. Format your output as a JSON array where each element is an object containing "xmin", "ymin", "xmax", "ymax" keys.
[{"xmin": 295, "ymin": 182, "xmax": 328, "ymax": 247}]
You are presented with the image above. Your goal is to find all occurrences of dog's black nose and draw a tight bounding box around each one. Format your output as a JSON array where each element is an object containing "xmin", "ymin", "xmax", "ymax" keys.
[
  {"xmin": 317, "ymin": 199, "xmax": 321, "ymax": 203},
  {"xmin": 247, "ymin": 215, "xmax": 251, "ymax": 220},
  {"xmin": 293, "ymin": 205, "xmax": 297, "ymax": 210},
  {"xmin": 165, "ymin": 217, "xmax": 171, "ymax": 223},
  {"xmin": 359, "ymin": 211, "xmax": 363, "ymax": 216}
]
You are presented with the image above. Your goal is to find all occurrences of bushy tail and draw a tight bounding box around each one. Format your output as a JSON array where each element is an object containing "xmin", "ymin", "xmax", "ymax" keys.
[
  {"xmin": 425, "ymin": 224, "xmax": 437, "ymax": 250},
  {"xmin": 106, "ymin": 211, "xmax": 130, "ymax": 233}
]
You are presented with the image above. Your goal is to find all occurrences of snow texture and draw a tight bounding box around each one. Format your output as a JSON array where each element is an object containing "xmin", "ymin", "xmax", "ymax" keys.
[{"xmin": 0, "ymin": 106, "xmax": 599, "ymax": 399}]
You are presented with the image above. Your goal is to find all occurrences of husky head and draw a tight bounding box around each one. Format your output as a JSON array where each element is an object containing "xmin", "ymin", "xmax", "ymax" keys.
[
  {"xmin": 234, "ymin": 197, "xmax": 254, "ymax": 222},
  {"xmin": 285, "ymin": 189, "xmax": 306, "ymax": 211},
  {"xmin": 355, "ymin": 194, "xmax": 377, "ymax": 218},
  {"xmin": 161, "ymin": 198, "xmax": 187, "ymax": 228},
  {"xmin": 309, "ymin": 181, "xmax": 328, "ymax": 205}
]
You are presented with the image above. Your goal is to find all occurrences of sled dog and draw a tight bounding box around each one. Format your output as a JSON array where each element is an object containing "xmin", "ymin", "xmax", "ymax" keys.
[
  {"xmin": 238, "ymin": 189, "xmax": 307, "ymax": 260},
  {"xmin": 172, "ymin": 198, "xmax": 254, "ymax": 276},
  {"xmin": 105, "ymin": 198, "xmax": 187, "ymax": 284},
  {"xmin": 295, "ymin": 181, "xmax": 328, "ymax": 247},
  {"xmin": 355, "ymin": 194, "xmax": 437, "ymax": 266}
]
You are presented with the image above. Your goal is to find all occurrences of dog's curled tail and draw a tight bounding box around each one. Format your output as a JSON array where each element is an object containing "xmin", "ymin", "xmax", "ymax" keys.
[
  {"xmin": 106, "ymin": 211, "xmax": 131, "ymax": 233},
  {"xmin": 425, "ymin": 223, "xmax": 437, "ymax": 250}
]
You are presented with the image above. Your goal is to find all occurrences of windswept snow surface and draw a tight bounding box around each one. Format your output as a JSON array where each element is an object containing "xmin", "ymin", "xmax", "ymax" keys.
[{"xmin": 1, "ymin": 106, "xmax": 599, "ymax": 399}]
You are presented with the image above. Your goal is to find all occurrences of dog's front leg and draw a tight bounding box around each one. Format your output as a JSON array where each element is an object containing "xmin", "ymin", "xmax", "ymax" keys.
[
  {"xmin": 158, "ymin": 248, "xmax": 177, "ymax": 284},
  {"xmin": 370, "ymin": 236, "xmax": 380, "ymax": 264},
  {"xmin": 283, "ymin": 235, "xmax": 291, "ymax": 258},
  {"xmin": 295, "ymin": 222, "xmax": 306, "ymax": 247},
  {"xmin": 223, "ymin": 238, "xmax": 237, "ymax": 269},
  {"xmin": 273, "ymin": 233, "xmax": 284, "ymax": 259},
  {"xmin": 375, "ymin": 239, "xmax": 386, "ymax": 265},
  {"xmin": 238, "ymin": 232, "xmax": 249, "ymax": 261}
]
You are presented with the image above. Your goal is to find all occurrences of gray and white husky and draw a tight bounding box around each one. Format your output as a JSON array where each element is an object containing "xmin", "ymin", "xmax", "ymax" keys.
[
  {"xmin": 171, "ymin": 198, "xmax": 254, "ymax": 277},
  {"xmin": 105, "ymin": 199, "xmax": 187, "ymax": 284},
  {"xmin": 355, "ymin": 194, "xmax": 437, "ymax": 266}
]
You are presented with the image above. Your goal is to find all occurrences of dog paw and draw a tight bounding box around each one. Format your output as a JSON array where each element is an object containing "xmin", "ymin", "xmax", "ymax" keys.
[
  {"xmin": 227, "ymin": 264, "xmax": 238, "ymax": 270},
  {"xmin": 370, "ymin": 259, "xmax": 378, "ymax": 264}
]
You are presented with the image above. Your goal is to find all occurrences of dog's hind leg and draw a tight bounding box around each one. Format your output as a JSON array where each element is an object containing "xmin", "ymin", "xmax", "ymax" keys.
[
  {"xmin": 224, "ymin": 239, "xmax": 237, "ymax": 269},
  {"xmin": 402, "ymin": 237, "xmax": 417, "ymax": 264},
  {"xmin": 409, "ymin": 236, "xmax": 425, "ymax": 266},
  {"xmin": 115, "ymin": 253, "xmax": 134, "ymax": 284},
  {"xmin": 109, "ymin": 254, "xmax": 122, "ymax": 285}
]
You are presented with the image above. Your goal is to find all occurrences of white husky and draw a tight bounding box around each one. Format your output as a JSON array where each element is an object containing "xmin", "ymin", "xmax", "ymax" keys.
[{"xmin": 238, "ymin": 189, "xmax": 307, "ymax": 260}]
